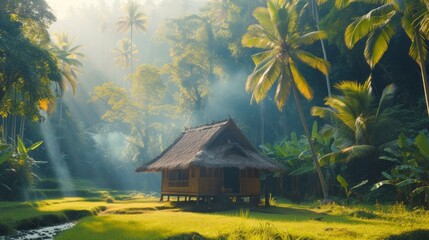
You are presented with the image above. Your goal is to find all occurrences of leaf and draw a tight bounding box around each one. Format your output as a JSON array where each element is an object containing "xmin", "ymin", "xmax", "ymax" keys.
[
  {"xmin": 294, "ymin": 31, "xmax": 327, "ymax": 47},
  {"xmin": 289, "ymin": 165, "xmax": 315, "ymax": 175},
  {"xmin": 415, "ymin": 131, "xmax": 429, "ymax": 158},
  {"xmin": 376, "ymin": 83, "xmax": 396, "ymax": 117},
  {"xmin": 0, "ymin": 151, "xmax": 13, "ymax": 165},
  {"xmin": 350, "ymin": 180, "xmax": 368, "ymax": 190},
  {"xmin": 295, "ymin": 51, "xmax": 330, "ymax": 75},
  {"xmin": 371, "ymin": 180, "xmax": 393, "ymax": 190},
  {"xmin": 290, "ymin": 62, "xmax": 313, "ymax": 100},
  {"xmin": 318, "ymin": 145, "xmax": 376, "ymax": 166},
  {"xmin": 412, "ymin": 186, "xmax": 429, "ymax": 195},
  {"xmin": 17, "ymin": 137, "xmax": 27, "ymax": 155},
  {"xmin": 381, "ymin": 171, "xmax": 393, "ymax": 180},
  {"xmin": 337, "ymin": 174, "xmax": 349, "ymax": 190},
  {"xmin": 364, "ymin": 23, "xmax": 395, "ymax": 68},
  {"xmin": 344, "ymin": 5, "xmax": 396, "ymax": 49},
  {"xmin": 397, "ymin": 133, "xmax": 409, "ymax": 148},
  {"xmin": 396, "ymin": 179, "xmax": 420, "ymax": 187},
  {"xmin": 379, "ymin": 156, "xmax": 400, "ymax": 163},
  {"xmin": 28, "ymin": 141, "xmax": 43, "ymax": 151},
  {"xmin": 311, "ymin": 121, "xmax": 318, "ymax": 141}
]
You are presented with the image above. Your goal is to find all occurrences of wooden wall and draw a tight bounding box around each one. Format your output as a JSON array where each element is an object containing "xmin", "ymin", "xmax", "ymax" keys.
[{"xmin": 161, "ymin": 167, "xmax": 261, "ymax": 196}]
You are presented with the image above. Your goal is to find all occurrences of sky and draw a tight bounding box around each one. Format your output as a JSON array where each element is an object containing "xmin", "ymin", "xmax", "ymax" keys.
[
  {"xmin": 46, "ymin": 0, "xmax": 97, "ymax": 19},
  {"xmin": 46, "ymin": 0, "xmax": 164, "ymax": 19}
]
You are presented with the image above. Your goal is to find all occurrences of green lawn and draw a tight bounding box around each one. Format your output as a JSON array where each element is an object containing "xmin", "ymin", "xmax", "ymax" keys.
[
  {"xmin": 1, "ymin": 195, "xmax": 428, "ymax": 240},
  {"xmin": 55, "ymin": 199, "xmax": 429, "ymax": 240}
]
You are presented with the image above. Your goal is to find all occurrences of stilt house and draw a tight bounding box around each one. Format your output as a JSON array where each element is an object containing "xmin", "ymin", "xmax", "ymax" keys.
[{"xmin": 135, "ymin": 119, "xmax": 280, "ymax": 202}]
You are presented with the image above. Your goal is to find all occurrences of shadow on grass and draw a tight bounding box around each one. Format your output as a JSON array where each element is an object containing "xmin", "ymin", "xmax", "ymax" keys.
[
  {"xmin": 216, "ymin": 206, "xmax": 371, "ymax": 225},
  {"xmin": 383, "ymin": 229, "xmax": 429, "ymax": 240}
]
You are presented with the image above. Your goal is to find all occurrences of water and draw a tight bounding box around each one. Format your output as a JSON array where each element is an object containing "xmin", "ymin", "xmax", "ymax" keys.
[{"xmin": 0, "ymin": 222, "xmax": 76, "ymax": 240}]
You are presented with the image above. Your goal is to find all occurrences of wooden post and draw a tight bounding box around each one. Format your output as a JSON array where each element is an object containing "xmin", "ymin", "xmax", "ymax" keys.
[{"xmin": 160, "ymin": 194, "xmax": 164, "ymax": 201}]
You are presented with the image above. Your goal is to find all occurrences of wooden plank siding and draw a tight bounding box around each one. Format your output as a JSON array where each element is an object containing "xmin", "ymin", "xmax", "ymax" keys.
[
  {"xmin": 239, "ymin": 177, "xmax": 260, "ymax": 195},
  {"xmin": 162, "ymin": 167, "xmax": 260, "ymax": 196}
]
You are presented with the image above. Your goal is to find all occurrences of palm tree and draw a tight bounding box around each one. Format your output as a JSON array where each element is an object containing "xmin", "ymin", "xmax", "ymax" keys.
[
  {"xmin": 312, "ymin": 77, "xmax": 396, "ymax": 149},
  {"xmin": 50, "ymin": 33, "xmax": 84, "ymax": 96},
  {"xmin": 242, "ymin": 0, "xmax": 331, "ymax": 200},
  {"xmin": 50, "ymin": 32, "xmax": 84, "ymax": 125},
  {"xmin": 340, "ymin": 0, "xmax": 429, "ymax": 116},
  {"xmin": 117, "ymin": 0, "xmax": 146, "ymax": 72},
  {"xmin": 112, "ymin": 38, "xmax": 138, "ymax": 74},
  {"xmin": 312, "ymin": 78, "xmax": 396, "ymax": 184}
]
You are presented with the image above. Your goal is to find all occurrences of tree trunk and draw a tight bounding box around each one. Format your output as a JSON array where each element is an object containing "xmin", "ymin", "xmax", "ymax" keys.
[
  {"xmin": 310, "ymin": 0, "xmax": 332, "ymax": 98},
  {"xmin": 130, "ymin": 26, "xmax": 134, "ymax": 73},
  {"xmin": 260, "ymin": 100, "xmax": 265, "ymax": 144},
  {"xmin": 19, "ymin": 115, "xmax": 25, "ymax": 140},
  {"xmin": 414, "ymin": 31, "xmax": 429, "ymax": 117},
  {"xmin": 264, "ymin": 174, "xmax": 271, "ymax": 207},
  {"xmin": 291, "ymin": 84, "xmax": 329, "ymax": 200},
  {"xmin": 12, "ymin": 114, "xmax": 17, "ymax": 145}
]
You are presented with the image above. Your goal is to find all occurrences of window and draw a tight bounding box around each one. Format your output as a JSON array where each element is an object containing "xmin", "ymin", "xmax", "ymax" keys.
[{"xmin": 168, "ymin": 169, "xmax": 189, "ymax": 187}]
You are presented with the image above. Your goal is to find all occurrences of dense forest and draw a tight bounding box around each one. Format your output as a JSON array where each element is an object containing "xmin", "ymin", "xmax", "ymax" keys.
[{"xmin": 1, "ymin": 0, "xmax": 429, "ymax": 209}]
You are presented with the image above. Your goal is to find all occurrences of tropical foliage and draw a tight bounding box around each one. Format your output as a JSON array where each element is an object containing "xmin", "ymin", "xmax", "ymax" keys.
[
  {"xmin": 0, "ymin": 138, "xmax": 43, "ymax": 200},
  {"xmin": 242, "ymin": 0, "xmax": 330, "ymax": 199},
  {"xmin": 339, "ymin": 0, "xmax": 429, "ymax": 116},
  {"xmin": 373, "ymin": 131, "xmax": 429, "ymax": 207},
  {"xmin": 117, "ymin": 0, "xmax": 146, "ymax": 72},
  {"xmin": 313, "ymin": 78, "xmax": 396, "ymax": 148}
]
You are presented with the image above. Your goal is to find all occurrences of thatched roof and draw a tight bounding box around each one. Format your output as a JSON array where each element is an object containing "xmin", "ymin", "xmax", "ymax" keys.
[{"xmin": 136, "ymin": 119, "xmax": 280, "ymax": 172}]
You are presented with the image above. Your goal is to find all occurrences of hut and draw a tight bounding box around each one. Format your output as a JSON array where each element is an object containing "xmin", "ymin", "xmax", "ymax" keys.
[{"xmin": 135, "ymin": 119, "xmax": 280, "ymax": 203}]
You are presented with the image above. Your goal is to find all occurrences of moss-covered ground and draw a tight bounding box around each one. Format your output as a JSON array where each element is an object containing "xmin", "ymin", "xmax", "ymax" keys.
[{"xmin": 1, "ymin": 193, "xmax": 428, "ymax": 240}]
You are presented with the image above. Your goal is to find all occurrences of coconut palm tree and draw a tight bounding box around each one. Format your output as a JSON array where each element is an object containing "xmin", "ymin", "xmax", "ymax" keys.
[
  {"xmin": 242, "ymin": 0, "xmax": 331, "ymax": 200},
  {"xmin": 50, "ymin": 32, "xmax": 84, "ymax": 125},
  {"xmin": 50, "ymin": 33, "xmax": 84, "ymax": 96},
  {"xmin": 340, "ymin": 0, "xmax": 429, "ymax": 116},
  {"xmin": 312, "ymin": 77, "xmax": 396, "ymax": 147},
  {"xmin": 112, "ymin": 38, "xmax": 138, "ymax": 74},
  {"xmin": 117, "ymin": 0, "xmax": 146, "ymax": 72},
  {"xmin": 312, "ymin": 77, "xmax": 396, "ymax": 167}
]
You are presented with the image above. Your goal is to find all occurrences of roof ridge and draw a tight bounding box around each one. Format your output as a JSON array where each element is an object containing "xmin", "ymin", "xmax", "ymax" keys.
[{"xmin": 185, "ymin": 119, "xmax": 231, "ymax": 131}]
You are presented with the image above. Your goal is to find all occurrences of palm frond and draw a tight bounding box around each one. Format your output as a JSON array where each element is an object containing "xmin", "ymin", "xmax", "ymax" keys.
[
  {"xmin": 253, "ymin": 7, "xmax": 277, "ymax": 40},
  {"xmin": 319, "ymin": 145, "xmax": 376, "ymax": 166},
  {"xmin": 364, "ymin": 23, "xmax": 395, "ymax": 68},
  {"xmin": 345, "ymin": 5, "xmax": 396, "ymax": 48},
  {"xmin": 408, "ymin": 32, "xmax": 428, "ymax": 64},
  {"xmin": 294, "ymin": 31, "xmax": 327, "ymax": 47},
  {"xmin": 295, "ymin": 51, "xmax": 330, "ymax": 75},
  {"xmin": 274, "ymin": 70, "xmax": 292, "ymax": 110},
  {"xmin": 376, "ymin": 83, "xmax": 396, "ymax": 118},
  {"xmin": 246, "ymin": 53, "xmax": 277, "ymax": 91},
  {"xmin": 251, "ymin": 50, "xmax": 275, "ymax": 65},
  {"xmin": 242, "ymin": 25, "xmax": 276, "ymax": 49},
  {"xmin": 290, "ymin": 62, "xmax": 313, "ymax": 100},
  {"xmin": 251, "ymin": 59, "xmax": 282, "ymax": 103}
]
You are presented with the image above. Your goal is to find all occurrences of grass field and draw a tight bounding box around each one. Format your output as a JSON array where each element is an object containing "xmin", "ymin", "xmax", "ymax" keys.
[
  {"xmin": 1, "ymin": 193, "xmax": 429, "ymax": 240},
  {"xmin": 55, "ymin": 201, "xmax": 429, "ymax": 240}
]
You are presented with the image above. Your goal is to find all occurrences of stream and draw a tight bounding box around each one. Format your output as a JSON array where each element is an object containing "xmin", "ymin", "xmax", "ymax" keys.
[{"xmin": 0, "ymin": 222, "xmax": 76, "ymax": 240}]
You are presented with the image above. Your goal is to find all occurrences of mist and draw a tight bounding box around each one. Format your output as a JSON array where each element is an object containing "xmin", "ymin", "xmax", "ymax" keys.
[{"xmin": 38, "ymin": 0, "xmax": 304, "ymax": 192}]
